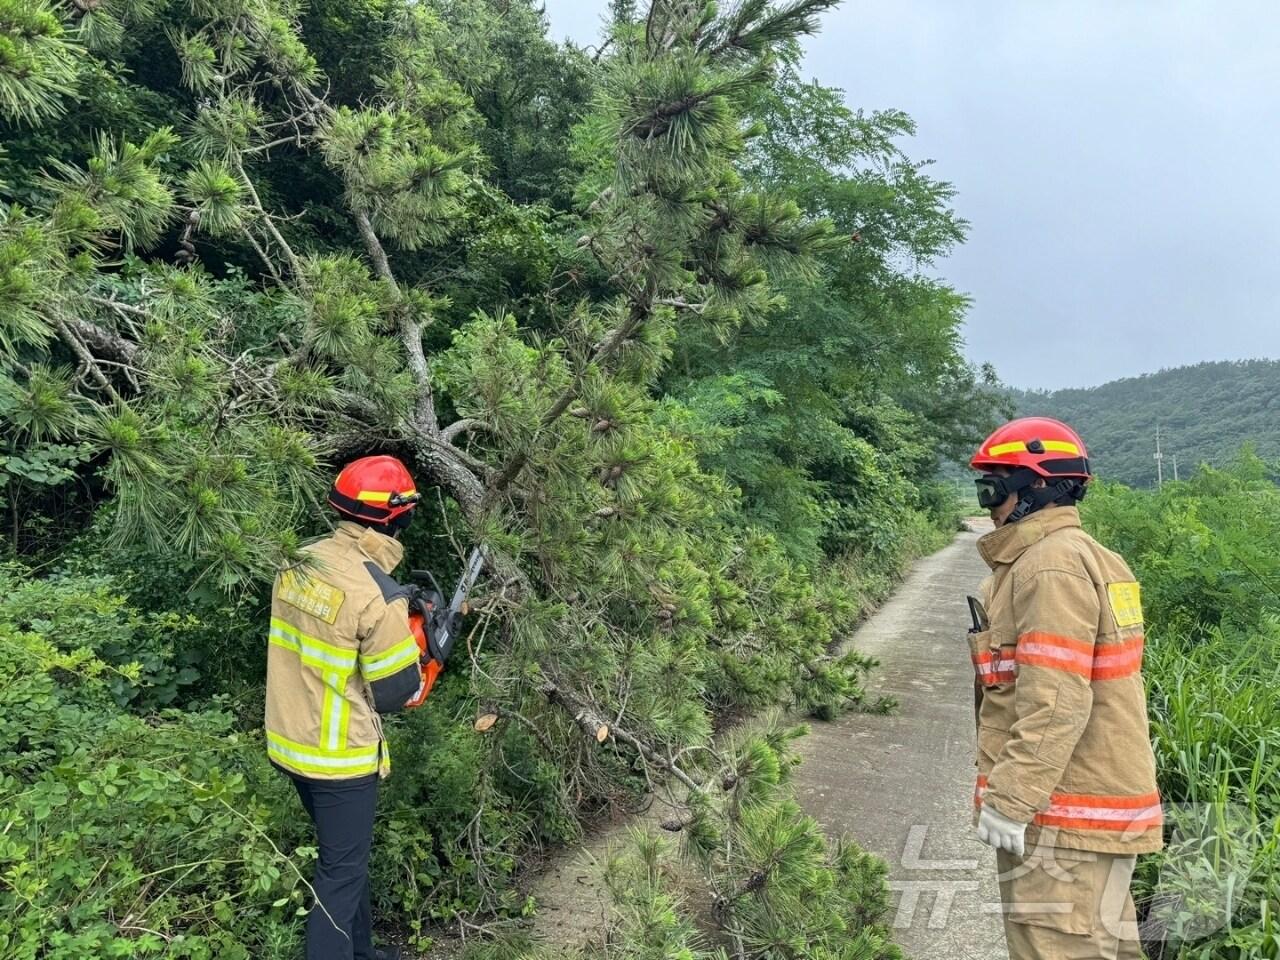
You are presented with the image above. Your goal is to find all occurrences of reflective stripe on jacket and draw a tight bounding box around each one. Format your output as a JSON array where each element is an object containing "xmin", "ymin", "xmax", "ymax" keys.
[
  {"xmin": 265, "ymin": 522, "xmax": 422, "ymax": 780},
  {"xmin": 969, "ymin": 507, "xmax": 1163, "ymax": 855}
]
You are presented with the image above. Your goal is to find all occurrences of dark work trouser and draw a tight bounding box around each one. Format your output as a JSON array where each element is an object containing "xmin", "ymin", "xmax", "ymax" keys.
[{"xmin": 289, "ymin": 772, "xmax": 380, "ymax": 960}]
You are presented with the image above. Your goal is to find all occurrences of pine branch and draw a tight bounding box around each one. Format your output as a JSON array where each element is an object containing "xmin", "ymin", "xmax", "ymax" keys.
[
  {"xmin": 354, "ymin": 211, "xmax": 438, "ymax": 435},
  {"xmin": 237, "ymin": 223, "xmax": 286, "ymax": 288},
  {"xmin": 485, "ymin": 289, "xmax": 655, "ymax": 498},
  {"xmin": 234, "ymin": 157, "xmax": 309, "ymax": 292},
  {"xmin": 440, "ymin": 417, "xmax": 486, "ymax": 442},
  {"xmin": 53, "ymin": 317, "xmax": 125, "ymax": 404},
  {"xmin": 628, "ymin": 90, "xmax": 720, "ymax": 140},
  {"xmin": 64, "ymin": 315, "xmax": 139, "ymax": 364},
  {"xmin": 477, "ymin": 705, "xmax": 556, "ymax": 756},
  {"xmin": 702, "ymin": 0, "xmax": 840, "ymax": 58},
  {"xmin": 540, "ymin": 679, "xmax": 704, "ymax": 794}
]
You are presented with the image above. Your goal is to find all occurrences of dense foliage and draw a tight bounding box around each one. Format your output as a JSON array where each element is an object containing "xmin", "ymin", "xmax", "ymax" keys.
[
  {"xmin": 0, "ymin": 0, "xmax": 1000, "ymax": 953},
  {"xmin": 1082, "ymin": 452, "xmax": 1280, "ymax": 959},
  {"xmin": 1012, "ymin": 359, "xmax": 1280, "ymax": 488}
]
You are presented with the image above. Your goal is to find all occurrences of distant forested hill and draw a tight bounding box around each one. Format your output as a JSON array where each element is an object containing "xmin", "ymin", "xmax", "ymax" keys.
[{"xmin": 1010, "ymin": 360, "xmax": 1280, "ymax": 487}]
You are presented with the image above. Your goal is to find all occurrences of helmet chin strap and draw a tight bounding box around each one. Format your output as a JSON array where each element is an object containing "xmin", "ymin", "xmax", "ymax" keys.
[{"xmin": 1007, "ymin": 479, "xmax": 1087, "ymax": 524}]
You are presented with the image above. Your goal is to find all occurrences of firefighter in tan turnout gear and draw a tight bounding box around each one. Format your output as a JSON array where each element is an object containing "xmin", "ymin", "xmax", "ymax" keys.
[
  {"xmin": 967, "ymin": 418, "xmax": 1162, "ymax": 960},
  {"xmin": 265, "ymin": 456, "xmax": 430, "ymax": 960}
]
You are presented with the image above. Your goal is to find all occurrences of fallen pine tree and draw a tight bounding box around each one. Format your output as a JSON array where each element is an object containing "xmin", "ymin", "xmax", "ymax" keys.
[{"xmin": 0, "ymin": 0, "xmax": 999, "ymax": 953}]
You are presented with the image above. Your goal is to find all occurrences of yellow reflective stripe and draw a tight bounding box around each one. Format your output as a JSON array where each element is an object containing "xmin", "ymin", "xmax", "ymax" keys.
[
  {"xmin": 988, "ymin": 441, "xmax": 1024, "ymax": 456},
  {"xmin": 338, "ymin": 692, "xmax": 351, "ymax": 748},
  {"xmin": 319, "ymin": 672, "xmax": 350, "ymax": 752},
  {"xmin": 360, "ymin": 636, "xmax": 419, "ymax": 681},
  {"xmin": 269, "ymin": 618, "xmax": 357, "ymax": 673},
  {"xmin": 988, "ymin": 439, "xmax": 1080, "ymax": 457},
  {"xmin": 266, "ymin": 731, "xmax": 379, "ymax": 776},
  {"xmin": 354, "ymin": 487, "xmax": 416, "ymax": 503}
]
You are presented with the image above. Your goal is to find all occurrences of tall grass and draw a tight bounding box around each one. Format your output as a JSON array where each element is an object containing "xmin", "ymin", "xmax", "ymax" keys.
[{"xmin": 1083, "ymin": 453, "xmax": 1280, "ymax": 959}]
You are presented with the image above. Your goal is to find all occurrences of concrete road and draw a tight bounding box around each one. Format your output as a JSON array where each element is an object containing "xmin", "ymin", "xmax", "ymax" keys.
[
  {"xmin": 795, "ymin": 519, "xmax": 1007, "ymax": 960},
  {"xmin": 505, "ymin": 524, "xmax": 1006, "ymax": 960}
]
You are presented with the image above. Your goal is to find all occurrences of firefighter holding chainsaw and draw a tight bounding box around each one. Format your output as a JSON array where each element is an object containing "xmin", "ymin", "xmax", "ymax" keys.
[
  {"xmin": 967, "ymin": 418, "xmax": 1162, "ymax": 960},
  {"xmin": 265, "ymin": 455, "xmax": 474, "ymax": 960}
]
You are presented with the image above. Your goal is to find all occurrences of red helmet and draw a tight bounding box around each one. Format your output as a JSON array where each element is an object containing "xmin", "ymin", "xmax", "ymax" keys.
[
  {"xmin": 328, "ymin": 455, "xmax": 420, "ymax": 525},
  {"xmin": 970, "ymin": 417, "xmax": 1091, "ymax": 479}
]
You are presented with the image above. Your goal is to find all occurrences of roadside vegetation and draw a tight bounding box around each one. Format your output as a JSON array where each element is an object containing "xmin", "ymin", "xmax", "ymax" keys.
[
  {"xmin": 0, "ymin": 0, "xmax": 997, "ymax": 956},
  {"xmin": 1083, "ymin": 450, "xmax": 1280, "ymax": 960}
]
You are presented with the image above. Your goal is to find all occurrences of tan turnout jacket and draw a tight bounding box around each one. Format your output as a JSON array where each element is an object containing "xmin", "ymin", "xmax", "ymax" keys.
[
  {"xmin": 970, "ymin": 507, "xmax": 1163, "ymax": 855},
  {"xmin": 265, "ymin": 522, "xmax": 422, "ymax": 780}
]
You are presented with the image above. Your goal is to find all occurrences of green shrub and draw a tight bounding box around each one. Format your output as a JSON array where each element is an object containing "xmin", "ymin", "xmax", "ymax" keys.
[
  {"xmin": 0, "ymin": 566, "xmax": 308, "ymax": 960},
  {"xmin": 1083, "ymin": 451, "xmax": 1280, "ymax": 634}
]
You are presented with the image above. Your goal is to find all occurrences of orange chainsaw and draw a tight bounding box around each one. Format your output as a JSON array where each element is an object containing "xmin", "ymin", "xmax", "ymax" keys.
[{"xmin": 404, "ymin": 547, "xmax": 486, "ymax": 708}]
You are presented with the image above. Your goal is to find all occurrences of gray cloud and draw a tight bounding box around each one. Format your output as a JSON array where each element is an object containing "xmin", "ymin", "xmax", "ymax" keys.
[{"xmin": 542, "ymin": 0, "xmax": 1280, "ymax": 389}]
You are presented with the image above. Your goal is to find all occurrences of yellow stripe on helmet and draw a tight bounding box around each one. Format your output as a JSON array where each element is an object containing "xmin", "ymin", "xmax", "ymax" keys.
[
  {"xmin": 986, "ymin": 440, "xmax": 1080, "ymax": 457},
  {"xmin": 355, "ymin": 488, "xmax": 418, "ymax": 503}
]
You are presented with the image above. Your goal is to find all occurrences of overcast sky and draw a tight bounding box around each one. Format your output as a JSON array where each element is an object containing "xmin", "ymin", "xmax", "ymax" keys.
[{"xmin": 542, "ymin": 1, "xmax": 1280, "ymax": 390}]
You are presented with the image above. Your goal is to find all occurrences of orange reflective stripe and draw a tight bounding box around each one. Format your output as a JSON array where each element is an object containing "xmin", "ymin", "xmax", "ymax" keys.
[
  {"xmin": 1050, "ymin": 790, "xmax": 1161, "ymax": 809},
  {"xmin": 1018, "ymin": 631, "xmax": 1094, "ymax": 655},
  {"xmin": 975, "ymin": 776, "xmax": 1163, "ymax": 832},
  {"xmin": 1035, "ymin": 789, "xmax": 1163, "ymax": 832},
  {"xmin": 1090, "ymin": 636, "xmax": 1145, "ymax": 680},
  {"xmin": 1016, "ymin": 631, "xmax": 1094, "ymax": 678},
  {"xmin": 1035, "ymin": 812, "xmax": 1164, "ymax": 832},
  {"xmin": 1015, "ymin": 633, "xmax": 1145, "ymax": 681},
  {"xmin": 972, "ymin": 650, "xmax": 1017, "ymax": 685}
]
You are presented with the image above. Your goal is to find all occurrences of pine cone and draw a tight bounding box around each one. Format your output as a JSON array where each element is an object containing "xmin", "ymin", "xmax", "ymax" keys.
[{"xmin": 592, "ymin": 419, "xmax": 614, "ymax": 433}]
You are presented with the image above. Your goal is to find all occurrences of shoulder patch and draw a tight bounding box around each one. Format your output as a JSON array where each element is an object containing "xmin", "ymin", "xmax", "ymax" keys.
[
  {"xmin": 364, "ymin": 561, "xmax": 409, "ymax": 605},
  {"xmin": 1107, "ymin": 581, "xmax": 1144, "ymax": 628},
  {"xmin": 279, "ymin": 569, "xmax": 345, "ymax": 624}
]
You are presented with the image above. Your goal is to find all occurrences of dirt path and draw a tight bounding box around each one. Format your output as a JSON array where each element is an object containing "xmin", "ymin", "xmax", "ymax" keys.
[{"xmin": 484, "ymin": 523, "xmax": 1007, "ymax": 959}]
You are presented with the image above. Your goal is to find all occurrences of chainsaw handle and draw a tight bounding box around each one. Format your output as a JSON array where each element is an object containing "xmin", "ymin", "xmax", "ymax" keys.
[{"xmin": 409, "ymin": 568, "xmax": 445, "ymax": 598}]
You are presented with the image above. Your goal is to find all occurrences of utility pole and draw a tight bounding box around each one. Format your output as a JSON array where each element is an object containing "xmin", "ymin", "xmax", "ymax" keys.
[
  {"xmin": 1154, "ymin": 423, "xmax": 1164, "ymax": 489},
  {"xmin": 1172, "ymin": 453, "xmax": 1179, "ymax": 482}
]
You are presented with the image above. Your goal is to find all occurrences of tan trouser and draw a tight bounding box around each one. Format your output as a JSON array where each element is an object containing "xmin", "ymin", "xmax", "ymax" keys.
[{"xmin": 996, "ymin": 844, "xmax": 1144, "ymax": 960}]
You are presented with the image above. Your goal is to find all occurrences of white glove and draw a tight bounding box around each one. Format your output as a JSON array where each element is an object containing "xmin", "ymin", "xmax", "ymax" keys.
[{"xmin": 976, "ymin": 803, "xmax": 1027, "ymax": 856}]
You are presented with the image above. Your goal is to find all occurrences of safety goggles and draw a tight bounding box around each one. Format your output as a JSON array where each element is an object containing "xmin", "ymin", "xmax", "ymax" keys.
[
  {"xmin": 974, "ymin": 468, "xmax": 1042, "ymax": 509},
  {"xmin": 974, "ymin": 474, "xmax": 1016, "ymax": 509}
]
